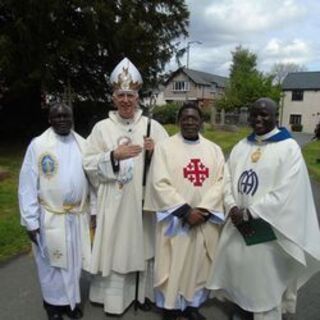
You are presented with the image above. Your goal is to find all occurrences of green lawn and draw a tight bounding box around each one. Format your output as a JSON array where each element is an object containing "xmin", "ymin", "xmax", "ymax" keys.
[
  {"xmin": 302, "ymin": 140, "xmax": 320, "ymax": 181},
  {"xmin": 0, "ymin": 128, "xmax": 318, "ymax": 262},
  {"xmin": 164, "ymin": 124, "xmax": 251, "ymax": 154},
  {"xmin": 0, "ymin": 144, "xmax": 30, "ymax": 262}
]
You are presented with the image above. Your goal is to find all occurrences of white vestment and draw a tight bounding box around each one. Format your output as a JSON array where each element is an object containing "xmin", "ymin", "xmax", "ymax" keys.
[
  {"xmin": 83, "ymin": 109, "xmax": 168, "ymax": 314},
  {"xmin": 19, "ymin": 128, "xmax": 92, "ymax": 309},
  {"xmin": 206, "ymin": 128, "xmax": 320, "ymax": 314},
  {"xmin": 144, "ymin": 133, "xmax": 225, "ymax": 310}
]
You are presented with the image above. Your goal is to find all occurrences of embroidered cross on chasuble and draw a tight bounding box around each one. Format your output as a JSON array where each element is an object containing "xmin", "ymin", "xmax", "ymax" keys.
[{"xmin": 183, "ymin": 158, "xmax": 209, "ymax": 187}]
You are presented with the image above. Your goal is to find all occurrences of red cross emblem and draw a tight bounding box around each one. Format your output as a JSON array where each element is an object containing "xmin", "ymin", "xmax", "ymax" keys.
[{"xmin": 183, "ymin": 159, "xmax": 209, "ymax": 187}]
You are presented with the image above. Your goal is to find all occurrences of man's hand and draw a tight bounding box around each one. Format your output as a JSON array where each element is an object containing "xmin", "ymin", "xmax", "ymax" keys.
[
  {"xmin": 27, "ymin": 229, "xmax": 40, "ymax": 245},
  {"xmin": 186, "ymin": 208, "xmax": 206, "ymax": 227},
  {"xmin": 113, "ymin": 143, "xmax": 142, "ymax": 160},
  {"xmin": 229, "ymin": 206, "xmax": 243, "ymax": 226},
  {"xmin": 143, "ymin": 137, "xmax": 155, "ymax": 152}
]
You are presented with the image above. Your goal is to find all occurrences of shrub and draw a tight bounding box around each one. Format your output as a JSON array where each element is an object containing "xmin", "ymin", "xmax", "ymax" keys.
[
  {"xmin": 153, "ymin": 103, "xmax": 180, "ymax": 124},
  {"xmin": 291, "ymin": 124, "xmax": 303, "ymax": 132}
]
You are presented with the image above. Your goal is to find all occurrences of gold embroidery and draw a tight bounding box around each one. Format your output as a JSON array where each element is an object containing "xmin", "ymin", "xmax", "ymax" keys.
[{"xmin": 52, "ymin": 249, "xmax": 63, "ymax": 260}]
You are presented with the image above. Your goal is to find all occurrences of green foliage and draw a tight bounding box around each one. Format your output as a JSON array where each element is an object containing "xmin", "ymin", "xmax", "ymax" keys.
[
  {"xmin": 153, "ymin": 103, "xmax": 180, "ymax": 124},
  {"xmin": 201, "ymin": 107, "xmax": 211, "ymax": 122},
  {"xmin": 0, "ymin": 144, "xmax": 30, "ymax": 262},
  {"xmin": 164, "ymin": 124, "xmax": 251, "ymax": 154},
  {"xmin": 217, "ymin": 46, "xmax": 281, "ymax": 111},
  {"xmin": 0, "ymin": 0, "xmax": 189, "ymax": 103},
  {"xmin": 302, "ymin": 140, "xmax": 320, "ymax": 181}
]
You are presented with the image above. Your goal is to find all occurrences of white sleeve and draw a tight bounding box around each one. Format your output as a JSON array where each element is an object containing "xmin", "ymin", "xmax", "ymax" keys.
[
  {"xmin": 96, "ymin": 151, "xmax": 118, "ymax": 182},
  {"xmin": 18, "ymin": 141, "xmax": 41, "ymax": 231}
]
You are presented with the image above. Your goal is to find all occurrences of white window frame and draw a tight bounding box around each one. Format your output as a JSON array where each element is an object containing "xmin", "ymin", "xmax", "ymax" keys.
[{"xmin": 172, "ymin": 81, "xmax": 190, "ymax": 92}]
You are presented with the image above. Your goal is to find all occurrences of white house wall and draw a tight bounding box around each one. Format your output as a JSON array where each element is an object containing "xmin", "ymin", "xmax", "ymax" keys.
[{"xmin": 282, "ymin": 90, "xmax": 320, "ymax": 133}]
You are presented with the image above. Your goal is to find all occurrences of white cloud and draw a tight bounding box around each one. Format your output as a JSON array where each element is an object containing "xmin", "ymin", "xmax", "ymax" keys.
[
  {"xmin": 168, "ymin": 0, "xmax": 320, "ymax": 76},
  {"xmin": 260, "ymin": 38, "xmax": 313, "ymax": 69}
]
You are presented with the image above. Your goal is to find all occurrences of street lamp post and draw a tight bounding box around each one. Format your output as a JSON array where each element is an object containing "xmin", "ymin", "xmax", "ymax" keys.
[{"xmin": 186, "ymin": 40, "xmax": 202, "ymax": 69}]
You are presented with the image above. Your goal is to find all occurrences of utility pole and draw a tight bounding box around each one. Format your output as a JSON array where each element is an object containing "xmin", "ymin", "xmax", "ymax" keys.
[{"xmin": 186, "ymin": 40, "xmax": 202, "ymax": 69}]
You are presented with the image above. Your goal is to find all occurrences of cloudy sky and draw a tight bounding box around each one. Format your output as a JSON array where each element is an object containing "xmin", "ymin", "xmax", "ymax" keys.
[{"xmin": 168, "ymin": 0, "xmax": 320, "ymax": 77}]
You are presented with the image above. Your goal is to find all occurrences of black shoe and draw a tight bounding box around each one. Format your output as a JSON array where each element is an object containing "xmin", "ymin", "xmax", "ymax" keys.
[
  {"xmin": 44, "ymin": 301, "xmax": 64, "ymax": 320},
  {"xmin": 182, "ymin": 307, "xmax": 206, "ymax": 320},
  {"xmin": 136, "ymin": 298, "xmax": 154, "ymax": 311},
  {"xmin": 163, "ymin": 309, "xmax": 182, "ymax": 320},
  {"xmin": 47, "ymin": 312, "xmax": 63, "ymax": 320},
  {"xmin": 64, "ymin": 306, "xmax": 83, "ymax": 319},
  {"xmin": 230, "ymin": 310, "xmax": 254, "ymax": 320}
]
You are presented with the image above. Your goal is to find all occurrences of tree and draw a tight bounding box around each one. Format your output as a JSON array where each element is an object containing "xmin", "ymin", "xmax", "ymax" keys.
[
  {"xmin": 0, "ymin": 0, "xmax": 189, "ymax": 137},
  {"xmin": 217, "ymin": 46, "xmax": 281, "ymax": 111},
  {"xmin": 270, "ymin": 62, "xmax": 307, "ymax": 85}
]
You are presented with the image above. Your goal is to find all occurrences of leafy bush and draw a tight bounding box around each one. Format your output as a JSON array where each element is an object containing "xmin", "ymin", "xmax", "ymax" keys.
[
  {"xmin": 153, "ymin": 103, "xmax": 180, "ymax": 124},
  {"xmin": 201, "ymin": 107, "xmax": 211, "ymax": 122},
  {"xmin": 291, "ymin": 124, "xmax": 303, "ymax": 132}
]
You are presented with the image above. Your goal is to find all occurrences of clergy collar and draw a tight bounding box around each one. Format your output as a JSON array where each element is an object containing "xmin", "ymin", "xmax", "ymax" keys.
[
  {"xmin": 54, "ymin": 131, "xmax": 73, "ymax": 142},
  {"xmin": 179, "ymin": 132, "xmax": 200, "ymax": 144},
  {"xmin": 247, "ymin": 127, "xmax": 292, "ymax": 143},
  {"xmin": 110, "ymin": 109, "xmax": 142, "ymax": 125}
]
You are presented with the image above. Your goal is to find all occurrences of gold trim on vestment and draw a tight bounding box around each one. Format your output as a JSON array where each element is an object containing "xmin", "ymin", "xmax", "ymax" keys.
[{"xmin": 38, "ymin": 198, "xmax": 83, "ymax": 214}]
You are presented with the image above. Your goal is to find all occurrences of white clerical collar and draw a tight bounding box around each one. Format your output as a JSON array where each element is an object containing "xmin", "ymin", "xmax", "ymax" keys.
[
  {"xmin": 180, "ymin": 133, "xmax": 200, "ymax": 144},
  {"xmin": 54, "ymin": 131, "xmax": 73, "ymax": 142},
  {"xmin": 255, "ymin": 127, "xmax": 280, "ymax": 142},
  {"xmin": 115, "ymin": 109, "xmax": 142, "ymax": 125}
]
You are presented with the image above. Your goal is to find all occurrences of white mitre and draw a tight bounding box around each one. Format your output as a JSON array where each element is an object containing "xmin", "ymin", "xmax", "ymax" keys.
[{"xmin": 110, "ymin": 57, "xmax": 143, "ymax": 92}]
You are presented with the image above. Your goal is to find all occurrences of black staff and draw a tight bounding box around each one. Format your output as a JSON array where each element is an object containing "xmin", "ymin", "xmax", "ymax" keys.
[{"xmin": 134, "ymin": 94, "xmax": 156, "ymax": 311}]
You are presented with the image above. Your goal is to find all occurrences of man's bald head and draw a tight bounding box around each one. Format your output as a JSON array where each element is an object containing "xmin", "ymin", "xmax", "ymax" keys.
[
  {"xmin": 249, "ymin": 97, "xmax": 278, "ymax": 135},
  {"xmin": 253, "ymin": 97, "xmax": 278, "ymax": 116}
]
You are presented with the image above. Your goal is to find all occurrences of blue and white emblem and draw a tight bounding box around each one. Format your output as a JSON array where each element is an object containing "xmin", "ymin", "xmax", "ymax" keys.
[
  {"xmin": 39, "ymin": 153, "xmax": 58, "ymax": 178},
  {"xmin": 238, "ymin": 169, "xmax": 259, "ymax": 196}
]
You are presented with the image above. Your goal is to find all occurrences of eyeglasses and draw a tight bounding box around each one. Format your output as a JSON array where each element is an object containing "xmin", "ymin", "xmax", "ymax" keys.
[{"xmin": 114, "ymin": 92, "xmax": 137, "ymax": 101}]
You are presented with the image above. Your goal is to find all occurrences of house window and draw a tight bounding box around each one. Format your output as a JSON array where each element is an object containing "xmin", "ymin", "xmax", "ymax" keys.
[
  {"xmin": 210, "ymin": 84, "xmax": 217, "ymax": 93},
  {"xmin": 292, "ymin": 90, "xmax": 303, "ymax": 101},
  {"xmin": 172, "ymin": 81, "xmax": 190, "ymax": 92},
  {"xmin": 289, "ymin": 114, "xmax": 302, "ymax": 125}
]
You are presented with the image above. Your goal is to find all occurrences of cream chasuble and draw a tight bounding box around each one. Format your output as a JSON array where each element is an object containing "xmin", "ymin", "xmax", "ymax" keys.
[
  {"xmin": 206, "ymin": 128, "xmax": 320, "ymax": 313},
  {"xmin": 83, "ymin": 110, "xmax": 168, "ymax": 313},
  {"xmin": 144, "ymin": 133, "xmax": 225, "ymax": 309}
]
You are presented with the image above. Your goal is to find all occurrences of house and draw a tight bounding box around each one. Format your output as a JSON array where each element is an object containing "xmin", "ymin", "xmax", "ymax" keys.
[
  {"xmin": 163, "ymin": 67, "xmax": 228, "ymax": 108},
  {"xmin": 281, "ymin": 71, "xmax": 320, "ymax": 133},
  {"xmin": 142, "ymin": 85, "xmax": 166, "ymax": 107}
]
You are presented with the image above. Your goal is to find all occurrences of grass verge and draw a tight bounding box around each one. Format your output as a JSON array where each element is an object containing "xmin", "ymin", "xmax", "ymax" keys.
[
  {"xmin": 302, "ymin": 140, "xmax": 320, "ymax": 182},
  {"xmin": 0, "ymin": 144, "xmax": 30, "ymax": 262}
]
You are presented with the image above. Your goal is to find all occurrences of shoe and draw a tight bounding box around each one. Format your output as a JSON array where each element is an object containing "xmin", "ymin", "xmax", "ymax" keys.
[
  {"xmin": 64, "ymin": 306, "xmax": 83, "ymax": 319},
  {"xmin": 163, "ymin": 309, "xmax": 182, "ymax": 320},
  {"xmin": 47, "ymin": 313, "xmax": 63, "ymax": 320},
  {"xmin": 182, "ymin": 307, "xmax": 206, "ymax": 320},
  {"xmin": 230, "ymin": 310, "xmax": 253, "ymax": 320},
  {"xmin": 136, "ymin": 298, "xmax": 154, "ymax": 311},
  {"xmin": 44, "ymin": 301, "xmax": 64, "ymax": 320}
]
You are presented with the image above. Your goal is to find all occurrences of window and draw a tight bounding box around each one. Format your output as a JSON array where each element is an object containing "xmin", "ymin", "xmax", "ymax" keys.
[
  {"xmin": 292, "ymin": 90, "xmax": 303, "ymax": 101},
  {"xmin": 290, "ymin": 114, "xmax": 302, "ymax": 125},
  {"xmin": 210, "ymin": 83, "xmax": 217, "ymax": 93},
  {"xmin": 172, "ymin": 81, "xmax": 190, "ymax": 92}
]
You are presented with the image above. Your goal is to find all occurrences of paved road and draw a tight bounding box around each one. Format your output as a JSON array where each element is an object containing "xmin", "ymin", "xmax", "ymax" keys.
[{"xmin": 1, "ymin": 133, "xmax": 319, "ymax": 320}]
